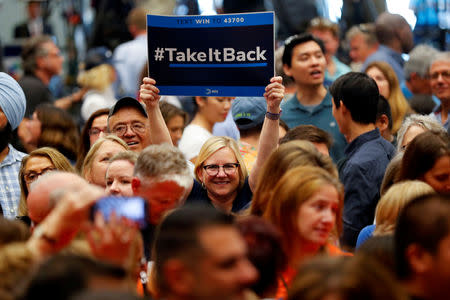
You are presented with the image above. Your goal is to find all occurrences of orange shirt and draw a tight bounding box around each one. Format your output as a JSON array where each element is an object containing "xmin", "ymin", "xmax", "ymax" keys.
[{"xmin": 275, "ymin": 244, "xmax": 352, "ymax": 299}]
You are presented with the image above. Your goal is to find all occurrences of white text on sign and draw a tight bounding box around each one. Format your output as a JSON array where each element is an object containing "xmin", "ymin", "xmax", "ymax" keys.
[{"xmin": 154, "ymin": 47, "xmax": 267, "ymax": 63}]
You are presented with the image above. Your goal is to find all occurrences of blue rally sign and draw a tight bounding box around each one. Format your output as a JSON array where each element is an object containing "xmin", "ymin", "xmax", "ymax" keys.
[{"xmin": 147, "ymin": 12, "xmax": 274, "ymax": 97}]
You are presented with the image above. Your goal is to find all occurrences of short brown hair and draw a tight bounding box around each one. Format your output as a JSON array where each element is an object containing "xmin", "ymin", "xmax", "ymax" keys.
[
  {"xmin": 126, "ymin": 7, "xmax": 147, "ymax": 31},
  {"xmin": 308, "ymin": 17, "xmax": 339, "ymax": 38},
  {"xmin": 279, "ymin": 125, "xmax": 333, "ymax": 149},
  {"xmin": 35, "ymin": 104, "xmax": 80, "ymax": 162}
]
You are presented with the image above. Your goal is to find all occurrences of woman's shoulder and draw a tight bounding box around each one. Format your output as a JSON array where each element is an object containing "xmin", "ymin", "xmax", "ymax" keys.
[
  {"xmin": 326, "ymin": 243, "xmax": 353, "ymax": 256},
  {"xmin": 185, "ymin": 179, "xmax": 210, "ymax": 205}
]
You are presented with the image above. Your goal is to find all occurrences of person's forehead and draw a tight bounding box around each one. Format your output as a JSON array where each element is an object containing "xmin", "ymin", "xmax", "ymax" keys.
[
  {"xmin": 92, "ymin": 114, "xmax": 108, "ymax": 128},
  {"xmin": 109, "ymin": 158, "xmax": 134, "ymax": 169},
  {"xmin": 430, "ymin": 60, "xmax": 450, "ymax": 72},
  {"xmin": 198, "ymin": 225, "xmax": 246, "ymax": 259},
  {"xmin": 31, "ymin": 172, "xmax": 87, "ymax": 195},
  {"xmin": 42, "ymin": 41, "xmax": 58, "ymax": 52},
  {"xmin": 25, "ymin": 155, "xmax": 53, "ymax": 169},
  {"xmin": 310, "ymin": 29, "xmax": 334, "ymax": 39},
  {"xmin": 293, "ymin": 41, "xmax": 323, "ymax": 55},
  {"xmin": 351, "ymin": 34, "xmax": 366, "ymax": 44},
  {"xmin": 204, "ymin": 147, "xmax": 237, "ymax": 164},
  {"xmin": 108, "ymin": 107, "xmax": 148, "ymax": 124}
]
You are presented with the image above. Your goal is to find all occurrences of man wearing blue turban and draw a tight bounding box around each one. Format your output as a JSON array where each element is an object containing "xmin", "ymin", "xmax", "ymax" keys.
[{"xmin": 0, "ymin": 72, "xmax": 27, "ymax": 219}]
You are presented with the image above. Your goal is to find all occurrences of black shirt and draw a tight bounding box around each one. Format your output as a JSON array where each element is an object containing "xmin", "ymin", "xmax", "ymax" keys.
[{"xmin": 185, "ymin": 177, "xmax": 252, "ymax": 213}]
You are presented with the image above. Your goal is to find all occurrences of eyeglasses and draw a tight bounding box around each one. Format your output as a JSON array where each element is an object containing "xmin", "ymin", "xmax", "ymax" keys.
[
  {"xmin": 111, "ymin": 122, "xmax": 147, "ymax": 136},
  {"xmin": 203, "ymin": 163, "xmax": 239, "ymax": 176},
  {"xmin": 24, "ymin": 167, "xmax": 56, "ymax": 184},
  {"xmin": 88, "ymin": 127, "xmax": 107, "ymax": 137},
  {"xmin": 430, "ymin": 71, "xmax": 450, "ymax": 81}
]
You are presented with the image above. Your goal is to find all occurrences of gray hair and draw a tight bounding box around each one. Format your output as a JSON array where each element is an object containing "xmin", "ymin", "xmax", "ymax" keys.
[
  {"xmin": 345, "ymin": 23, "xmax": 377, "ymax": 46},
  {"xmin": 396, "ymin": 114, "xmax": 445, "ymax": 152},
  {"xmin": 404, "ymin": 44, "xmax": 439, "ymax": 80},
  {"xmin": 430, "ymin": 51, "xmax": 450, "ymax": 66},
  {"xmin": 134, "ymin": 143, "xmax": 192, "ymax": 189},
  {"xmin": 21, "ymin": 35, "xmax": 53, "ymax": 75}
]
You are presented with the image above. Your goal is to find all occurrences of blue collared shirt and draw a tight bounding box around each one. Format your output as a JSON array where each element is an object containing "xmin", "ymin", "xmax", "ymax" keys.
[
  {"xmin": 281, "ymin": 92, "xmax": 347, "ymax": 162},
  {"xmin": 362, "ymin": 45, "xmax": 405, "ymax": 83},
  {"xmin": 0, "ymin": 145, "xmax": 26, "ymax": 219},
  {"xmin": 325, "ymin": 56, "xmax": 351, "ymax": 83},
  {"xmin": 430, "ymin": 105, "xmax": 450, "ymax": 130},
  {"xmin": 339, "ymin": 128, "xmax": 395, "ymax": 248}
]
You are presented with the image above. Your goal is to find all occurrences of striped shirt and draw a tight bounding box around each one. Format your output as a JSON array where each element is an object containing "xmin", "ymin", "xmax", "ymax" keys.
[{"xmin": 0, "ymin": 145, "xmax": 26, "ymax": 219}]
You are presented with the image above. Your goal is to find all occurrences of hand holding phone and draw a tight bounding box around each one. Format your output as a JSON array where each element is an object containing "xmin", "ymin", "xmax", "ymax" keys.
[{"xmin": 90, "ymin": 196, "xmax": 148, "ymax": 229}]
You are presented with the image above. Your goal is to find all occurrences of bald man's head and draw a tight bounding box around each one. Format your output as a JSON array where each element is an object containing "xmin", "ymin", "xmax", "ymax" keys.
[{"xmin": 27, "ymin": 172, "xmax": 88, "ymax": 225}]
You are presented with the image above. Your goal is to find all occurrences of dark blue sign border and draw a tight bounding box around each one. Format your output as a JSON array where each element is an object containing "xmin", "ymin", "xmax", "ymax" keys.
[
  {"xmin": 147, "ymin": 12, "xmax": 274, "ymax": 28},
  {"xmin": 147, "ymin": 12, "xmax": 274, "ymax": 97}
]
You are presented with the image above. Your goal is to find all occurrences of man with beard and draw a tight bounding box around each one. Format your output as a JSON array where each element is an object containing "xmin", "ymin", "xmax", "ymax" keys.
[
  {"xmin": 0, "ymin": 73, "xmax": 27, "ymax": 219},
  {"xmin": 361, "ymin": 12, "xmax": 414, "ymax": 83}
]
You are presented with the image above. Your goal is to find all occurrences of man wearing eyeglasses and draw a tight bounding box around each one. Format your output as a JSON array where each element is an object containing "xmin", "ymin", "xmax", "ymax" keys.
[
  {"xmin": 108, "ymin": 90, "xmax": 173, "ymax": 152},
  {"xmin": 429, "ymin": 52, "xmax": 450, "ymax": 130},
  {"xmin": 107, "ymin": 97, "xmax": 152, "ymax": 152}
]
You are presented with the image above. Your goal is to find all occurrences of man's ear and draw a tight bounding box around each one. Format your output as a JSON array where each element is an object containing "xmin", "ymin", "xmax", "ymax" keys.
[
  {"xmin": 131, "ymin": 177, "xmax": 141, "ymax": 195},
  {"xmin": 36, "ymin": 56, "xmax": 46, "ymax": 69},
  {"xmin": 283, "ymin": 64, "xmax": 292, "ymax": 77},
  {"xmin": 163, "ymin": 259, "xmax": 195, "ymax": 296},
  {"xmin": 376, "ymin": 114, "xmax": 389, "ymax": 132},
  {"xmin": 406, "ymin": 244, "xmax": 434, "ymax": 275},
  {"xmin": 339, "ymin": 100, "xmax": 348, "ymax": 114},
  {"xmin": 409, "ymin": 72, "xmax": 420, "ymax": 81}
]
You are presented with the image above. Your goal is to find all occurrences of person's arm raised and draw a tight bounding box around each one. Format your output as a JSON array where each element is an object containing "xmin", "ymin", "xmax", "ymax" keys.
[
  {"xmin": 27, "ymin": 184, "xmax": 104, "ymax": 258},
  {"xmin": 248, "ymin": 76, "xmax": 285, "ymax": 191},
  {"xmin": 139, "ymin": 77, "xmax": 173, "ymax": 146}
]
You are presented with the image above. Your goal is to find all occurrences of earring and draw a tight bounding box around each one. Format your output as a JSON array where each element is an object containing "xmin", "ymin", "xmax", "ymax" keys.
[{"xmin": 201, "ymin": 182, "xmax": 206, "ymax": 189}]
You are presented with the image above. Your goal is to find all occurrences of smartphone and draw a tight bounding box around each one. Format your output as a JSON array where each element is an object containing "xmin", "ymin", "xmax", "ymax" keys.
[{"xmin": 91, "ymin": 196, "xmax": 148, "ymax": 229}]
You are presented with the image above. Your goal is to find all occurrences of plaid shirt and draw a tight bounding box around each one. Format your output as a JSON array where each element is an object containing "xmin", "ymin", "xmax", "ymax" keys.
[{"xmin": 0, "ymin": 145, "xmax": 25, "ymax": 219}]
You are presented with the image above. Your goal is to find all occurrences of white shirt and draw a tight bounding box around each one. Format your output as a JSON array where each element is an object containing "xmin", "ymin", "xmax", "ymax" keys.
[
  {"xmin": 113, "ymin": 34, "xmax": 148, "ymax": 98},
  {"xmin": 81, "ymin": 86, "xmax": 117, "ymax": 122},
  {"xmin": 178, "ymin": 124, "xmax": 212, "ymax": 160}
]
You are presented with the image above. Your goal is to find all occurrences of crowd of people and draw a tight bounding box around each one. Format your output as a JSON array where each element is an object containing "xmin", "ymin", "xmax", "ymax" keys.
[{"xmin": 0, "ymin": 1, "xmax": 450, "ymax": 300}]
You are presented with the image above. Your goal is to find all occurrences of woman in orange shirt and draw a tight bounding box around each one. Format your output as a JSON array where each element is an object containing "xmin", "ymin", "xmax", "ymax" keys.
[{"xmin": 262, "ymin": 165, "xmax": 350, "ymax": 299}]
